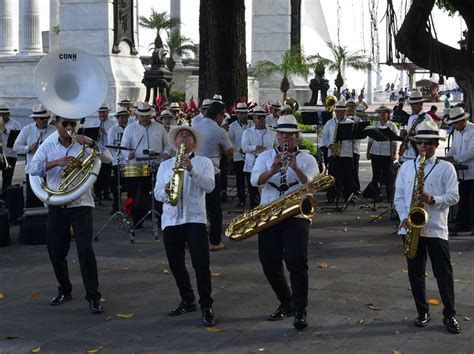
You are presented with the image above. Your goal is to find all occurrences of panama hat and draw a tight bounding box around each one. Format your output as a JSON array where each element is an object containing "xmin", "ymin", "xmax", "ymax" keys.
[
  {"xmin": 334, "ymin": 100, "xmax": 347, "ymax": 111},
  {"xmin": 212, "ymin": 94, "xmax": 223, "ymax": 104},
  {"xmin": 169, "ymin": 102, "xmax": 180, "ymax": 111},
  {"xmin": 235, "ymin": 102, "xmax": 248, "ymax": 113},
  {"xmin": 134, "ymin": 102, "xmax": 155, "ymax": 116},
  {"xmin": 375, "ymin": 105, "xmax": 393, "ymax": 114},
  {"xmin": 445, "ymin": 106, "xmax": 470, "ymax": 125},
  {"xmin": 251, "ymin": 106, "xmax": 267, "ymax": 116},
  {"xmin": 202, "ymin": 99, "xmax": 212, "ymax": 109},
  {"xmin": 115, "ymin": 110, "xmax": 130, "ymax": 117},
  {"xmin": 98, "ymin": 105, "xmax": 110, "ymax": 112},
  {"xmin": 168, "ymin": 125, "xmax": 203, "ymax": 151},
  {"xmin": 0, "ymin": 104, "xmax": 10, "ymax": 114},
  {"xmin": 271, "ymin": 115, "xmax": 301, "ymax": 132},
  {"xmin": 412, "ymin": 120, "xmax": 446, "ymax": 141},
  {"xmin": 346, "ymin": 98, "xmax": 357, "ymax": 106},
  {"xmin": 408, "ymin": 91, "xmax": 425, "ymax": 104},
  {"xmin": 271, "ymin": 101, "xmax": 282, "ymax": 110},
  {"xmin": 30, "ymin": 104, "xmax": 50, "ymax": 118},
  {"xmin": 160, "ymin": 109, "xmax": 172, "ymax": 118}
]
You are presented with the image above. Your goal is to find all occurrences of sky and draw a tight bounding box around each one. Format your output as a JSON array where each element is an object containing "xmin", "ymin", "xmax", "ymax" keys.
[{"xmin": 35, "ymin": 0, "xmax": 466, "ymax": 93}]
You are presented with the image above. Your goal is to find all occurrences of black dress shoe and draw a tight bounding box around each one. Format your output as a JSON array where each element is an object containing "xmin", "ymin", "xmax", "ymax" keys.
[
  {"xmin": 443, "ymin": 316, "xmax": 461, "ymax": 334},
  {"xmin": 168, "ymin": 301, "xmax": 197, "ymax": 316},
  {"xmin": 268, "ymin": 305, "xmax": 294, "ymax": 321},
  {"xmin": 49, "ymin": 293, "xmax": 72, "ymax": 306},
  {"xmin": 202, "ymin": 307, "xmax": 216, "ymax": 327},
  {"xmin": 414, "ymin": 313, "xmax": 431, "ymax": 327},
  {"xmin": 293, "ymin": 312, "xmax": 308, "ymax": 330},
  {"xmin": 89, "ymin": 298, "xmax": 104, "ymax": 314}
]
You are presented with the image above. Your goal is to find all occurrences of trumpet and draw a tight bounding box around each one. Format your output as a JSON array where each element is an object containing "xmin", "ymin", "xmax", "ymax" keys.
[{"xmin": 175, "ymin": 111, "xmax": 192, "ymax": 126}]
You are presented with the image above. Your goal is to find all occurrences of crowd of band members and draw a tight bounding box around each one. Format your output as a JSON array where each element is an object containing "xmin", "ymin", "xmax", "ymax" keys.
[{"xmin": 0, "ymin": 91, "xmax": 473, "ymax": 333}]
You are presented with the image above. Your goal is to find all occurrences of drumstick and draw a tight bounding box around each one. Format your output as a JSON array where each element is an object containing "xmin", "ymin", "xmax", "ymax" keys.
[{"xmin": 132, "ymin": 134, "xmax": 144, "ymax": 155}]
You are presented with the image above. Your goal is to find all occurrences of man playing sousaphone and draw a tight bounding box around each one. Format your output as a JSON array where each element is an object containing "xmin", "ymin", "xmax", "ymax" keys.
[
  {"xmin": 30, "ymin": 115, "xmax": 111, "ymax": 314},
  {"xmin": 154, "ymin": 125, "xmax": 217, "ymax": 327},
  {"xmin": 250, "ymin": 115, "xmax": 319, "ymax": 330}
]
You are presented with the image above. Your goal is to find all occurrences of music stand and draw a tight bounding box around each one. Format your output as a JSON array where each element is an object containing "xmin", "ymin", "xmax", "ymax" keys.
[
  {"xmin": 94, "ymin": 145, "xmax": 135, "ymax": 243},
  {"xmin": 6, "ymin": 130, "xmax": 20, "ymax": 148},
  {"xmin": 77, "ymin": 127, "xmax": 100, "ymax": 141}
]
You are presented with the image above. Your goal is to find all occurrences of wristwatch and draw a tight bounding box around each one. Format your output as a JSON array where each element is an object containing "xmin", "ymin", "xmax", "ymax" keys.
[{"xmin": 430, "ymin": 196, "xmax": 435, "ymax": 205}]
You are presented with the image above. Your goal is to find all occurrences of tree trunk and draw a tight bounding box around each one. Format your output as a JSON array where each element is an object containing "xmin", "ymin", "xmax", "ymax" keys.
[
  {"xmin": 281, "ymin": 76, "xmax": 290, "ymax": 101},
  {"xmin": 395, "ymin": 0, "xmax": 474, "ymax": 112},
  {"xmin": 199, "ymin": 0, "xmax": 248, "ymax": 109}
]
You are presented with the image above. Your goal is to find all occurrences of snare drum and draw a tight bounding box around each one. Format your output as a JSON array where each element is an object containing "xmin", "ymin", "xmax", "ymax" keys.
[{"xmin": 120, "ymin": 163, "xmax": 151, "ymax": 178}]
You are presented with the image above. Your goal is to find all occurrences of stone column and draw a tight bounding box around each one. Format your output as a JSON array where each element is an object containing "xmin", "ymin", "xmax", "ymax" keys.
[
  {"xmin": 19, "ymin": 0, "xmax": 42, "ymax": 55},
  {"xmin": 170, "ymin": 0, "xmax": 183, "ymax": 68},
  {"xmin": 49, "ymin": 0, "xmax": 59, "ymax": 52},
  {"xmin": 0, "ymin": 0, "xmax": 15, "ymax": 55}
]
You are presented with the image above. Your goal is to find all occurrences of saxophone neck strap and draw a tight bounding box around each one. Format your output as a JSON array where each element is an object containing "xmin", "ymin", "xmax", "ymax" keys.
[{"xmin": 413, "ymin": 157, "xmax": 439, "ymax": 181}]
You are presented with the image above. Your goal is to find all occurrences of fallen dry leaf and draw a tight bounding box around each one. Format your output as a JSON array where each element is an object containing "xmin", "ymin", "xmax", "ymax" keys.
[
  {"xmin": 105, "ymin": 316, "xmax": 113, "ymax": 321},
  {"xmin": 357, "ymin": 319, "xmax": 365, "ymax": 324},
  {"xmin": 427, "ymin": 298, "xmax": 440, "ymax": 305},
  {"xmin": 401, "ymin": 269, "xmax": 408, "ymax": 273},
  {"xmin": 0, "ymin": 293, "xmax": 5, "ymax": 299},
  {"xmin": 318, "ymin": 263, "xmax": 329, "ymax": 269},
  {"xmin": 162, "ymin": 268, "xmax": 170, "ymax": 274},
  {"xmin": 205, "ymin": 327, "xmax": 222, "ymax": 333},
  {"xmin": 122, "ymin": 267, "xmax": 129, "ymax": 271},
  {"xmin": 100, "ymin": 298, "xmax": 107, "ymax": 302},
  {"xmin": 454, "ymin": 279, "xmax": 461, "ymax": 282},
  {"xmin": 394, "ymin": 329, "xmax": 400, "ymax": 336},
  {"xmin": 116, "ymin": 313, "xmax": 135, "ymax": 319},
  {"xmin": 4, "ymin": 336, "xmax": 18, "ymax": 340},
  {"xmin": 369, "ymin": 214, "xmax": 379, "ymax": 219},
  {"xmin": 86, "ymin": 346, "xmax": 103, "ymax": 354},
  {"xmin": 31, "ymin": 292, "xmax": 41, "ymax": 299},
  {"xmin": 343, "ymin": 227, "xmax": 348, "ymax": 232},
  {"xmin": 318, "ymin": 242, "xmax": 324, "ymax": 245},
  {"xmin": 464, "ymin": 316, "xmax": 470, "ymax": 321},
  {"xmin": 138, "ymin": 249, "xmax": 144, "ymax": 253},
  {"xmin": 458, "ymin": 252, "xmax": 463, "ymax": 255},
  {"xmin": 211, "ymin": 272, "xmax": 221, "ymax": 277},
  {"xmin": 32, "ymin": 346, "xmax": 41, "ymax": 353},
  {"xmin": 366, "ymin": 303, "xmax": 381, "ymax": 311},
  {"xmin": 393, "ymin": 351, "xmax": 401, "ymax": 354}
]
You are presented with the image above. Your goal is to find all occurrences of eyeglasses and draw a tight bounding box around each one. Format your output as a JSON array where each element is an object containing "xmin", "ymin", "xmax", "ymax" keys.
[
  {"xmin": 61, "ymin": 121, "xmax": 77, "ymax": 128},
  {"xmin": 416, "ymin": 140, "xmax": 435, "ymax": 145},
  {"xmin": 37, "ymin": 117, "xmax": 49, "ymax": 120}
]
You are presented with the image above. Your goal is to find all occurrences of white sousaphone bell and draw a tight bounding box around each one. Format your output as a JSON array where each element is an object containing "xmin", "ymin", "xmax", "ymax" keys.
[{"xmin": 30, "ymin": 48, "xmax": 107, "ymax": 205}]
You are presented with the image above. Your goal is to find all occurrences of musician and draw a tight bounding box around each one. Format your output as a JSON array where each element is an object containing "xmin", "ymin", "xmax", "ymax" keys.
[
  {"xmin": 168, "ymin": 102, "xmax": 180, "ymax": 126},
  {"xmin": 30, "ymin": 115, "xmax": 111, "ymax": 314},
  {"xmin": 107, "ymin": 110, "xmax": 129, "ymax": 213},
  {"xmin": 443, "ymin": 107, "xmax": 474, "ymax": 236},
  {"xmin": 228, "ymin": 102, "xmax": 254, "ymax": 208},
  {"xmin": 265, "ymin": 101, "xmax": 281, "ymax": 128},
  {"xmin": 0, "ymin": 104, "xmax": 21, "ymax": 200},
  {"xmin": 346, "ymin": 99, "xmax": 362, "ymax": 192},
  {"xmin": 121, "ymin": 102, "xmax": 171, "ymax": 228},
  {"xmin": 159, "ymin": 109, "xmax": 174, "ymax": 133},
  {"xmin": 400, "ymin": 91, "xmax": 434, "ymax": 163},
  {"xmin": 366, "ymin": 105, "xmax": 399, "ymax": 202},
  {"xmin": 86, "ymin": 105, "xmax": 117, "ymax": 202},
  {"xmin": 251, "ymin": 114, "xmax": 318, "ymax": 330},
  {"xmin": 117, "ymin": 98, "xmax": 136, "ymax": 124},
  {"xmin": 242, "ymin": 106, "xmax": 277, "ymax": 209},
  {"xmin": 194, "ymin": 101, "xmax": 234, "ymax": 251},
  {"xmin": 13, "ymin": 104, "xmax": 56, "ymax": 207},
  {"xmin": 322, "ymin": 101, "xmax": 354, "ymax": 202},
  {"xmin": 154, "ymin": 125, "xmax": 216, "ymax": 327},
  {"xmin": 191, "ymin": 99, "xmax": 211, "ymax": 127},
  {"xmin": 394, "ymin": 120, "xmax": 460, "ymax": 334}
]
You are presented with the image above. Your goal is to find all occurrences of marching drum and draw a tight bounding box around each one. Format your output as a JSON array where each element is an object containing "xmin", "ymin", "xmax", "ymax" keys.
[{"xmin": 120, "ymin": 163, "xmax": 151, "ymax": 178}]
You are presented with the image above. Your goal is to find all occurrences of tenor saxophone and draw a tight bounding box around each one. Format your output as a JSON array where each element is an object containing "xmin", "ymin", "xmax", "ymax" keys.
[
  {"xmin": 404, "ymin": 153, "xmax": 429, "ymax": 259},
  {"xmin": 225, "ymin": 174, "xmax": 335, "ymax": 241},
  {"xmin": 168, "ymin": 141, "xmax": 186, "ymax": 206}
]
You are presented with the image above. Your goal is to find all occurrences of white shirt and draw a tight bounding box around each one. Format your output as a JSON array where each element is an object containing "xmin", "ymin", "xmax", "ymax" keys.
[
  {"xmin": 107, "ymin": 124, "xmax": 127, "ymax": 166},
  {"xmin": 241, "ymin": 127, "xmax": 277, "ymax": 173},
  {"xmin": 120, "ymin": 121, "xmax": 170, "ymax": 164},
  {"xmin": 84, "ymin": 118, "xmax": 117, "ymax": 146},
  {"xmin": 348, "ymin": 115, "xmax": 362, "ymax": 155},
  {"xmin": 251, "ymin": 148, "xmax": 319, "ymax": 205},
  {"xmin": 13, "ymin": 122, "xmax": 56, "ymax": 173},
  {"xmin": 30, "ymin": 137, "xmax": 107, "ymax": 208},
  {"xmin": 368, "ymin": 120, "xmax": 399, "ymax": 156},
  {"xmin": 394, "ymin": 155, "xmax": 459, "ymax": 241},
  {"xmin": 265, "ymin": 114, "xmax": 277, "ymax": 128},
  {"xmin": 402, "ymin": 112, "xmax": 434, "ymax": 161},
  {"xmin": 321, "ymin": 117, "xmax": 354, "ymax": 158},
  {"xmin": 154, "ymin": 155, "xmax": 215, "ymax": 230},
  {"xmin": 2, "ymin": 118, "xmax": 21, "ymax": 158},
  {"xmin": 228, "ymin": 119, "xmax": 254, "ymax": 161},
  {"xmin": 191, "ymin": 112, "xmax": 204, "ymax": 127},
  {"xmin": 445, "ymin": 122, "xmax": 474, "ymax": 180}
]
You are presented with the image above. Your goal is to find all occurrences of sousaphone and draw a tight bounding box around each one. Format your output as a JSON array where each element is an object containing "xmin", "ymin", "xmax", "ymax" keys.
[{"xmin": 30, "ymin": 48, "xmax": 107, "ymax": 205}]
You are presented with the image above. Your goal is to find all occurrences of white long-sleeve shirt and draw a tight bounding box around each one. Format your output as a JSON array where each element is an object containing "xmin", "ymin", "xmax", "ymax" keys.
[
  {"xmin": 241, "ymin": 127, "xmax": 277, "ymax": 173},
  {"xmin": 251, "ymin": 148, "xmax": 319, "ymax": 205},
  {"xmin": 120, "ymin": 121, "xmax": 170, "ymax": 164},
  {"xmin": 394, "ymin": 155, "xmax": 459, "ymax": 240},
  {"xmin": 321, "ymin": 117, "xmax": 354, "ymax": 158},
  {"xmin": 368, "ymin": 120, "xmax": 399, "ymax": 156},
  {"xmin": 265, "ymin": 114, "xmax": 277, "ymax": 128},
  {"xmin": 154, "ymin": 155, "xmax": 215, "ymax": 230},
  {"xmin": 445, "ymin": 122, "xmax": 474, "ymax": 180},
  {"xmin": 107, "ymin": 124, "xmax": 127, "ymax": 166},
  {"xmin": 13, "ymin": 122, "xmax": 56, "ymax": 173},
  {"xmin": 2, "ymin": 118, "xmax": 21, "ymax": 158},
  {"xmin": 401, "ymin": 112, "xmax": 434, "ymax": 161},
  {"xmin": 84, "ymin": 118, "xmax": 117, "ymax": 146},
  {"xmin": 348, "ymin": 115, "xmax": 362, "ymax": 155},
  {"xmin": 228, "ymin": 119, "xmax": 253, "ymax": 162}
]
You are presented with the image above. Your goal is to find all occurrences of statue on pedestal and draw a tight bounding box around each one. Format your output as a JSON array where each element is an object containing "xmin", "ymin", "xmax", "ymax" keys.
[{"xmin": 308, "ymin": 66, "xmax": 329, "ymax": 105}]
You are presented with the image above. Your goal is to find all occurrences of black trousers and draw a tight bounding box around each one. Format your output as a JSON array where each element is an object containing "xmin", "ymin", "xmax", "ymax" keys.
[
  {"xmin": 93, "ymin": 162, "xmax": 112, "ymax": 199},
  {"xmin": 219, "ymin": 155, "xmax": 228, "ymax": 195},
  {"xmin": 128, "ymin": 176, "xmax": 152, "ymax": 226},
  {"xmin": 258, "ymin": 218, "xmax": 309, "ymax": 313},
  {"xmin": 456, "ymin": 179, "xmax": 474, "ymax": 228},
  {"xmin": 25, "ymin": 174, "xmax": 44, "ymax": 208},
  {"xmin": 353, "ymin": 153, "xmax": 360, "ymax": 191},
  {"xmin": 327, "ymin": 156, "xmax": 354, "ymax": 200},
  {"xmin": 233, "ymin": 160, "xmax": 246, "ymax": 203},
  {"xmin": 370, "ymin": 155, "xmax": 394, "ymax": 201},
  {"xmin": 205, "ymin": 173, "xmax": 222, "ymax": 245},
  {"xmin": 1, "ymin": 157, "xmax": 17, "ymax": 197},
  {"xmin": 47, "ymin": 206, "xmax": 101, "ymax": 301},
  {"xmin": 245, "ymin": 172, "xmax": 259, "ymax": 209},
  {"xmin": 163, "ymin": 223, "xmax": 213, "ymax": 308},
  {"xmin": 406, "ymin": 237, "xmax": 455, "ymax": 318}
]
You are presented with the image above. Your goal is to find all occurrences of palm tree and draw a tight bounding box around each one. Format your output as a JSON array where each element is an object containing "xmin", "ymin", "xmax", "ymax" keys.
[
  {"xmin": 164, "ymin": 31, "xmax": 197, "ymax": 71},
  {"xmin": 138, "ymin": 9, "xmax": 180, "ymax": 49},
  {"xmin": 253, "ymin": 46, "xmax": 310, "ymax": 101},
  {"xmin": 309, "ymin": 42, "xmax": 372, "ymax": 97}
]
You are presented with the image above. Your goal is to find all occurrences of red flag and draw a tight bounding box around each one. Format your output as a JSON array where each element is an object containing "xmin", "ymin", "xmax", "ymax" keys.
[{"xmin": 189, "ymin": 96, "xmax": 197, "ymax": 112}]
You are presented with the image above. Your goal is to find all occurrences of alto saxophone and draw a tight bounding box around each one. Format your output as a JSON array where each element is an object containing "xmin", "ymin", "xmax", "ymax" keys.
[
  {"xmin": 168, "ymin": 141, "xmax": 186, "ymax": 206},
  {"xmin": 331, "ymin": 119, "xmax": 341, "ymax": 157},
  {"xmin": 225, "ymin": 174, "xmax": 335, "ymax": 241},
  {"xmin": 404, "ymin": 153, "xmax": 429, "ymax": 259}
]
